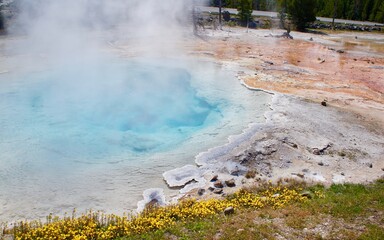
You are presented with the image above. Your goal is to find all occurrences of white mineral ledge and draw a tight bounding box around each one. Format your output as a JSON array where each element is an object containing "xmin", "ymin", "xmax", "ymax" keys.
[
  {"xmin": 163, "ymin": 164, "xmax": 206, "ymax": 190},
  {"xmin": 137, "ymin": 188, "xmax": 167, "ymax": 212}
]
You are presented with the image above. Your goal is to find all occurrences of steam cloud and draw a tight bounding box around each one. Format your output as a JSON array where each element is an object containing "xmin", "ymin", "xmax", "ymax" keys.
[
  {"xmin": 4, "ymin": 0, "xmax": 213, "ymax": 153},
  {"xmin": 11, "ymin": 0, "xmax": 207, "ymax": 61}
]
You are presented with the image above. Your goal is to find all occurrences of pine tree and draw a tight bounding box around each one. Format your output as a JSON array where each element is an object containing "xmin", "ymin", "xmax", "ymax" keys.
[
  {"xmin": 375, "ymin": 1, "xmax": 384, "ymax": 23},
  {"xmin": 284, "ymin": 0, "xmax": 317, "ymax": 31},
  {"xmin": 237, "ymin": 0, "xmax": 253, "ymax": 24},
  {"xmin": 0, "ymin": 6, "xmax": 4, "ymax": 31}
]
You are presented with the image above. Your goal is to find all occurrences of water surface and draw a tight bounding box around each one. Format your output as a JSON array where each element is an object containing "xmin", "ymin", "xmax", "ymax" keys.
[{"xmin": 0, "ymin": 58, "xmax": 271, "ymax": 221}]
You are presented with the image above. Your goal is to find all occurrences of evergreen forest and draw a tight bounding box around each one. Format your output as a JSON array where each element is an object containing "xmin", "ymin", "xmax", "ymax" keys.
[{"xmin": 211, "ymin": 0, "xmax": 384, "ymax": 23}]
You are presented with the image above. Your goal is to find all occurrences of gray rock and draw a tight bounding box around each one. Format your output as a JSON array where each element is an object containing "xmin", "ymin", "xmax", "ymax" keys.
[
  {"xmin": 300, "ymin": 191, "xmax": 314, "ymax": 199},
  {"xmin": 213, "ymin": 188, "xmax": 223, "ymax": 194},
  {"xmin": 214, "ymin": 180, "xmax": 224, "ymax": 188},
  {"xmin": 230, "ymin": 170, "xmax": 243, "ymax": 176},
  {"xmin": 312, "ymin": 148, "xmax": 321, "ymax": 155},
  {"xmin": 224, "ymin": 206, "xmax": 235, "ymax": 215},
  {"xmin": 292, "ymin": 173, "xmax": 305, "ymax": 178},
  {"xmin": 198, "ymin": 188, "xmax": 205, "ymax": 196},
  {"xmin": 225, "ymin": 179, "xmax": 236, "ymax": 187},
  {"xmin": 210, "ymin": 175, "xmax": 218, "ymax": 182}
]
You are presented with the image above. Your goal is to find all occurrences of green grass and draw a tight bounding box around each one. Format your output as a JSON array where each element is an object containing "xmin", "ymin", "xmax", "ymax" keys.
[
  {"xmin": 118, "ymin": 179, "xmax": 384, "ymax": 240},
  {"xmin": 359, "ymin": 224, "xmax": 384, "ymax": 240},
  {"xmin": 304, "ymin": 182, "xmax": 384, "ymax": 220},
  {"xmin": 117, "ymin": 217, "xmax": 220, "ymax": 240}
]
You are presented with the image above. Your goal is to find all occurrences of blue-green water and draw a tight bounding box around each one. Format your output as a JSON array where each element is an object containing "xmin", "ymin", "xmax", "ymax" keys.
[
  {"xmin": 1, "ymin": 62, "xmax": 218, "ymax": 159},
  {"xmin": 0, "ymin": 59, "xmax": 270, "ymax": 221}
]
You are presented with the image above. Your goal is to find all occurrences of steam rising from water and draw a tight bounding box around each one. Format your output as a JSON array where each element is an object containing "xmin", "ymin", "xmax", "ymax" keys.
[
  {"xmin": 0, "ymin": 0, "xmax": 268, "ymax": 221},
  {"xmin": 6, "ymin": 0, "xmax": 212, "ymax": 154},
  {"xmin": 12, "ymin": 0, "xmax": 203, "ymax": 60},
  {"xmin": 13, "ymin": 62, "xmax": 216, "ymax": 155}
]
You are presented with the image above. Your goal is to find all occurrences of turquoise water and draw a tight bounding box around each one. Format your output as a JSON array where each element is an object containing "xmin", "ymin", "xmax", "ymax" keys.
[
  {"xmin": 1, "ymin": 62, "xmax": 217, "ymax": 160},
  {"xmin": 0, "ymin": 59, "xmax": 270, "ymax": 221}
]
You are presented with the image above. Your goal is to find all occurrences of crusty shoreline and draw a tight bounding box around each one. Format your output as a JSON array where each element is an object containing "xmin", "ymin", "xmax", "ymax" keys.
[
  {"xmin": 163, "ymin": 91, "xmax": 384, "ymax": 202},
  {"xmin": 161, "ymin": 27, "xmax": 384, "ymax": 203}
]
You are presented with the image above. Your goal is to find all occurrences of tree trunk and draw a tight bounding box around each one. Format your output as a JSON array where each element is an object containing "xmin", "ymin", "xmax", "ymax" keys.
[
  {"xmin": 219, "ymin": 0, "xmax": 222, "ymax": 30},
  {"xmin": 332, "ymin": 0, "xmax": 338, "ymax": 30},
  {"xmin": 192, "ymin": 0, "xmax": 198, "ymax": 35}
]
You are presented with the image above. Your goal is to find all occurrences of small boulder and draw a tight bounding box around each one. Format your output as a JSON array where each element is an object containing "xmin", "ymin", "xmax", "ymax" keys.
[
  {"xmin": 198, "ymin": 188, "xmax": 205, "ymax": 196},
  {"xmin": 300, "ymin": 191, "xmax": 314, "ymax": 199},
  {"xmin": 213, "ymin": 188, "xmax": 223, "ymax": 194},
  {"xmin": 312, "ymin": 148, "xmax": 321, "ymax": 155},
  {"xmin": 210, "ymin": 175, "xmax": 218, "ymax": 182},
  {"xmin": 225, "ymin": 179, "xmax": 236, "ymax": 187},
  {"xmin": 297, "ymin": 173, "xmax": 305, "ymax": 178},
  {"xmin": 222, "ymin": 11, "xmax": 231, "ymax": 22},
  {"xmin": 245, "ymin": 170, "xmax": 256, "ymax": 179},
  {"xmin": 224, "ymin": 206, "xmax": 235, "ymax": 215},
  {"xmin": 321, "ymin": 100, "xmax": 327, "ymax": 106},
  {"xmin": 292, "ymin": 173, "xmax": 305, "ymax": 178},
  {"xmin": 214, "ymin": 180, "xmax": 224, "ymax": 188}
]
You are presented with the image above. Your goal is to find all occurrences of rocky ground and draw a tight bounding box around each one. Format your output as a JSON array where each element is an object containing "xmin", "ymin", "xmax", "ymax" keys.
[{"xmin": 163, "ymin": 27, "xmax": 384, "ymax": 202}]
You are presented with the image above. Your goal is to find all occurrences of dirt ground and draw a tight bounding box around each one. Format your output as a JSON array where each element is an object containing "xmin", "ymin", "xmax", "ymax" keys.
[
  {"xmin": 191, "ymin": 28, "xmax": 384, "ymax": 129},
  {"xmin": 170, "ymin": 27, "xmax": 384, "ymax": 199}
]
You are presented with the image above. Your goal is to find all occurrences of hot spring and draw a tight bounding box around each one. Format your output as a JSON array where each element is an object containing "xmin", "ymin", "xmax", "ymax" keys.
[{"xmin": 0, "ymin": 56, "xmax": 271, "ymax": 221}]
